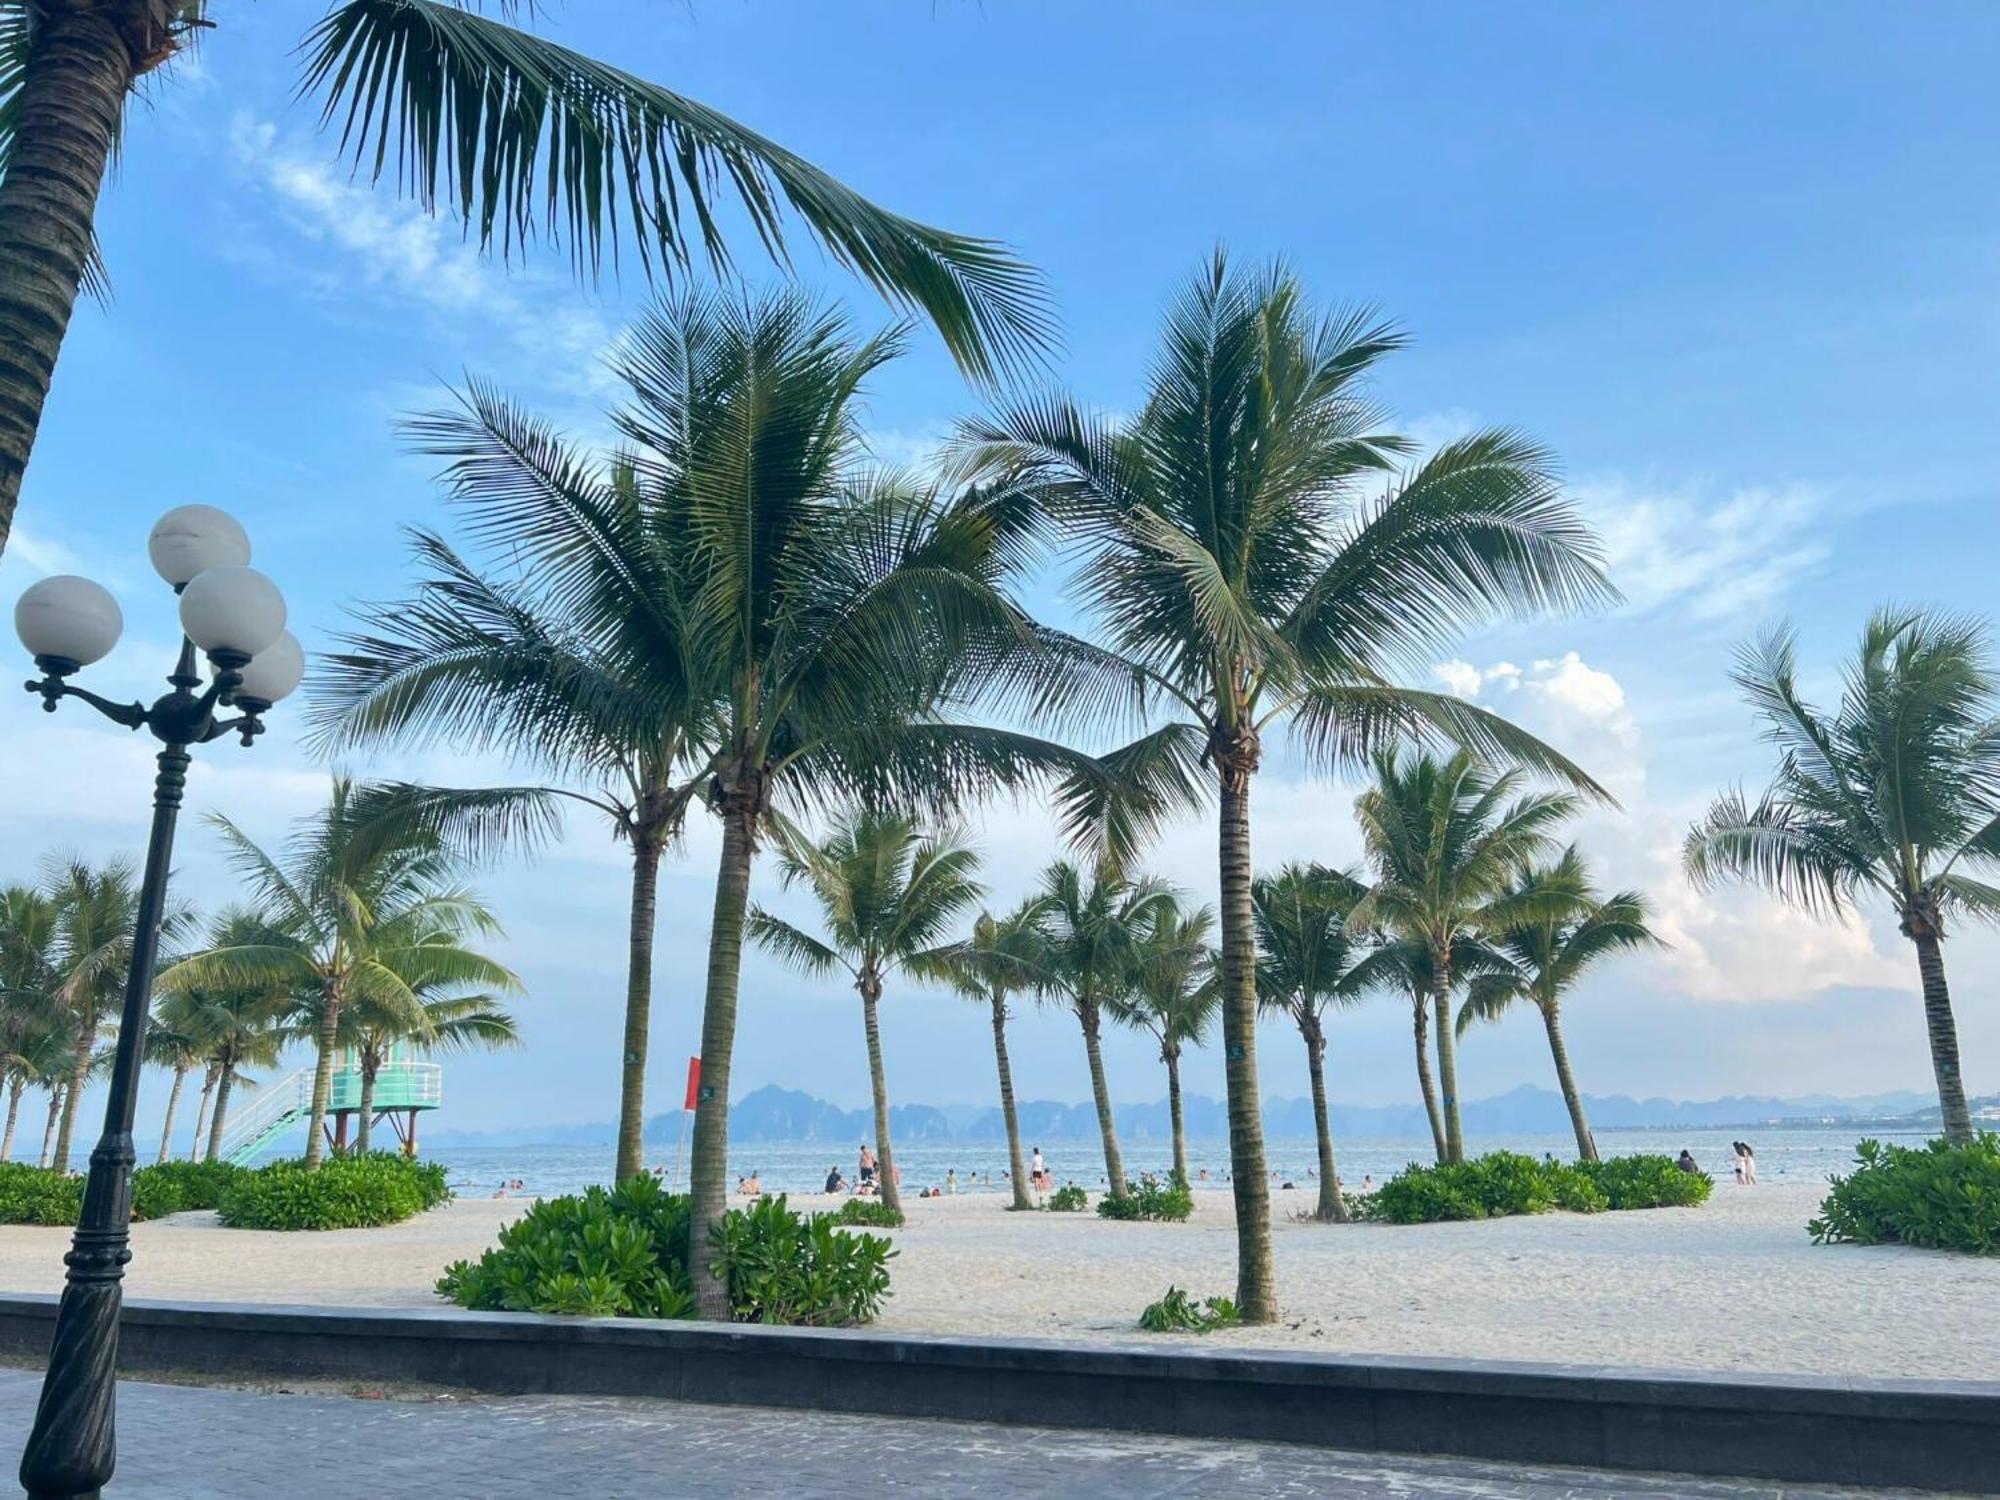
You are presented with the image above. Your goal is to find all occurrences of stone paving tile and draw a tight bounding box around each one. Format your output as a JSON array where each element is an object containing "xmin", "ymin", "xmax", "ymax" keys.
[{"xmin": 0, "ymin": 1369, "xmax": 1935, "ymax": 1499}]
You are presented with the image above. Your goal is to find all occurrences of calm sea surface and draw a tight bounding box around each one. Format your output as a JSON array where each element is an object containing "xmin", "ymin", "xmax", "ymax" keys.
[{"xmin": 413, "ymin": 1126, "xmax": 1928, "ymax": 1201}]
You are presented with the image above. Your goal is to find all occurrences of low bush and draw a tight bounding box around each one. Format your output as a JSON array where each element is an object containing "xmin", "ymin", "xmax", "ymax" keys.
[
  {"xmin": 1365, "ymin": 1151, "xmax": 1698, "ymax": 1224},
  {"xmin": 217, "ymin": 1152, "xmax": 451, "ymax": 1231},
  {"xmin": 1810, "ymin": 1135, "xmax": 2000, "ymax": 1255},
  {"xmin": 438, "ymin": 1177, "xmax": 895, "ymax": 1326},
  {"xmin": 1577, "ymin": 1152, "xmax": 1712, "ymax": 1210},
  {"xmin": 1138, "ymin": 1285, "xmax": 1240, "ymax": 1333},
  {"xmin": 1096, "ymin": 1173, "xmax": 1193, "ymax": 1223},
  {"xmin": 0, "ymin": 1162, "xmax": 82, "ymax": 1225},
  {"xmin": 0, "ymin": 1158, "xmax": 252, "ymax": 1225},
  {"xmin": 1044, "ymin": 1184, "xmax": 1088, "ymax": 1212},
  {"xmin": 825, "ymin": 1197, "xmax": 904, "ymax": 1228}
]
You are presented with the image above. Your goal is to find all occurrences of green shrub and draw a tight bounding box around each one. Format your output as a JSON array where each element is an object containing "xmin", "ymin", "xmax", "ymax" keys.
[
  {"xmin": 1138, "ymin": 1285, "xmax": 1240, "ymax": 1333},
  {"xmin": 1542, "ymin": 1159, "xmax": 1611, "ymax": 1214},
  {"xmin": 826, "ymin": 1197, "xmax": 904, "ymax": 1228},
  {"xmin": 131, "ymin": 1160, "xmax": 249, "ymax": 1220},
  {"xmin": 1045, "ymin": 1184, "xmax": 1088, "ymax": 1212},
  {"xmin": 438, "ymin": 1177, "xmax": 895, "ymax": 1326},
  {"xmin": 1096, "ymin": 1173, "xmax": 1193, "ymax": 1222},
  {"xmin": 1810, "ymin": 1135, "xmax": 2000, "ymax": 1255},
  {"xmin": 1578, "ymin": 1153, "xmax": 1713, "ymax": 1210},
  {"xmin": 0, "ymin": 1162, "xmax": 83, "ymax": 1225},
  {"xmin": 217, "ymin": 1152, "xmax": 451, "ymax": 1231}
]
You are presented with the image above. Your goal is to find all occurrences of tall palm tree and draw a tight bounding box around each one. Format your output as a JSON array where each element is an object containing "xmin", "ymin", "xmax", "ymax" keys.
[
  {"xmin": 1685, "ymin": 612, "xmax": 2000, "ymax": 1144},
  {"xmin": 0, "ymin": 0, "xmax": 1049, "ymax": 559},
  {"xmin": 162, "ymin": 777, "xmax": 518, "ymax": 1168},
  {"xmin": 142, "ymin": 999, "xmax": 203, "ymax": 1166},
  {"xmin": 5, "ymin": 1016, "xmax": 70, "ymax": 1164},
  {"xmin": 340, "ymin": 976, "xmax": 520, "ymax": 1154},
  {"xmin": 748, "ymin": 811, "xmax": 983, "ymax": 1216},
  {"xmin": 1458, "ymin": 848, "xmax": 1661, "ymax": 1162},
  {"xmin": 1354, "ymin": 749, "xmax": 1578, "ymax": 1163},
  {"xmin": 0, "ymin": 882, "xmax": 62, "ymax": 1162},
  {"xmin": 1252, "ymin": 863, "xmax": 1371, "ymax": 1222},
  {"xmin": 1030, "ymin": 860, "xmax": 1176, "ymax": 1200},
  {"xmin": 1106, "ymin": 897, "xmax": 1217, "ymax": 1188},
  {"xmin": 957, "ymin": 253, "xmax": 1612, "ymax": 1318},
  {"xmin": 156, "ymin": 909, "xmax": 292, "ymax": 1161},
  {"xmin": 1346, "ymin": 934, "xmax": 1503, "ymax": 1164}
]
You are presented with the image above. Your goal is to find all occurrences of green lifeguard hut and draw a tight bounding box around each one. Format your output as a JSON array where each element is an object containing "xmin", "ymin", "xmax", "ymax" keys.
[{"xmin": 213, "ymin": 1045, "xmax": 443, "ymax": 1166}]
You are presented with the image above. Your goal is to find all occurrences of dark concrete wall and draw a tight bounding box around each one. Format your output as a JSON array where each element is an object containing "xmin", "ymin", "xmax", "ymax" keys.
[{"xmin": 0, "ymin": 1296, "xmax": 1992, "ymax": 1493}]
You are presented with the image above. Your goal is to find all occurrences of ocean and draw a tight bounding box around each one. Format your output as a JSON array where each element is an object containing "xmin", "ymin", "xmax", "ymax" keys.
[{"xmin": 414, "ymin": 1125, "xmax": 1925, "ymax": 1201}]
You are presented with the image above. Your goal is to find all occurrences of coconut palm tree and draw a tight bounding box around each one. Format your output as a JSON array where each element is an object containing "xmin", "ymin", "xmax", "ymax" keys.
[
  {"xmin": 1685, "ymin": 612, "xmax": 2000, "ymax": 1144},
  {"xmin": 748, "ymin": 811, "xmax": 983, "ymax": 1216},
  {"xmin": 0, "ymin": 0, "xmax": 1049, "ymax": 561},
  {"xmin": 1252, "ymin": 863, "xmax": 1371, "ymax": 1221},
  {"xmin": 340, "ymin": 975, "xmax": 520, "ymax": 1154},
  {"xmin": 1030, "ymin": 860, "xmax": 1177, "ymax": 1200},
  {"xmin": 161, "ymin": 777, "xmax": 518, "ymax": 1168},
  {"xmin": 1106, "ymin": 897, "xmax": 1217, "ymax": 1189},
  {"xmin": 0, "ymin": 881, "xmax": 62, "ymax": 1161},
  {"xmin": 1345, "ymin": 934, "xmax": 1504, "ymax": 1164},
  {"xmin": 155, "ymin": 909, "xmax": 292, "ymax": 1161},
  {"xmin": 957, "ymin": 253, "xmax": 1612, "ymax": 1318},
  {"xmin": 1457, "ymin": 848, "xmax": 1661, "ymax": 1162},
  {"xmin": 1353, "ymin": 749, "xmax": 1579, "ymax": 1163},
  {"xmin": 5, "ymin": 1016, "xmax": 70, "ymax": 1164},
  {"xmin": 918, "ymin": 899, "xmax": 1050, "ymax": 1212},
  {"xmin": 142, "ymin": 999, "xmax": 203, "ymax": 1166}
]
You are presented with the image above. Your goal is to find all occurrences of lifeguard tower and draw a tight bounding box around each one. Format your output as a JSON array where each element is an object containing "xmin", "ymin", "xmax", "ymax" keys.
[{"xmin": 211, "ymin": 1044, "xmax": 444, "ymax": 1166}]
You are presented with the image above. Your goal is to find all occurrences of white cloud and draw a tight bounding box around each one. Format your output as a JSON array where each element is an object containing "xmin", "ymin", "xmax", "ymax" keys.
[{"xmin": 1579, "ymin": 476, "xmax": 1829, "ymax": 623}]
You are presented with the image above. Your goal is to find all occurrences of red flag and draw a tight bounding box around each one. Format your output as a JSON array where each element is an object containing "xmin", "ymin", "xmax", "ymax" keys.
[{"xmin": 683, "ymin": 1057, "xmax": 702, "ymax": 1112}]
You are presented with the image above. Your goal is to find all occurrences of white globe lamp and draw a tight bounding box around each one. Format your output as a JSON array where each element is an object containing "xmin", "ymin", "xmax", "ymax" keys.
[
  {"xmin": 178, "ymin": 566, "xmax": 286, "ymax": 664},
  {"xmin": 147, "ymin": 505, "xmax": 252, "ymax": 588},
  {"xmin": 14, "ymin": 575, "xmax": 123, "ymax": 672}
]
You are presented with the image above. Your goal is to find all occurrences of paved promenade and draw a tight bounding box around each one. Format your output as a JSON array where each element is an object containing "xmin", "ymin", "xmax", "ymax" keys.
[{"xmin": 0, "ymin": 1368, "xmax": 1922, "ymax": 1498}]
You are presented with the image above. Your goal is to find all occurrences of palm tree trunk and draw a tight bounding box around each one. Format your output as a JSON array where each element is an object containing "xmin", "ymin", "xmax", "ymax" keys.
[
  {"xmin": 1079, "ymin": 1003, "xmax": 1127, "ymax": 1198},
  {"xmin": 40, "ymin": 1088, "xmax": 62, "ymax": 1168},
  {"xmin": 206, "ymin": 1066, "xmax": 236, "ymax": 1164},
  {"xmin": 1542, "ymin": 1001, "xmax": 1597, "ymax": 1162},
  {"xmin": 156, "ymin": 1063, "xmax": 187, "ymax": 1165},
  {"xmin": 50, "ymin": 1016, "xmax": 92, "ymax": 1174},
  {"xmin": 1432, "ymin": 967, "xmax": 1464, "ymax": 1164},
  {"xmin": 860, "ymin": 976, "xmax": 901, "ymax": 1215},
  {"xmin": 0, "ymin": 6, "xmax": 139, "ymax": 553},
  {"xmin": 1, "ymin": 1077, "xmax": 21, "ymax": 1161},
  {"xmin": 1910, "ymin": 928, "xmax": 1974, "ymax": 1145},
  {"xmin": 616, "ymin": 833, "xmax": 665, "ymax": 1183},
  {"xmin": 1165, "ymin": 1046, "xmax": 1189, "ymax": 1188},
  {"xmin": 688, "ymin": 794, "xmax": 759, "ymax": 1321},
  {"xmin": 188, "ymin": 1063, "xmax": 217, "ymax": 1160},
  {"xmin": 355, "ymin": 1056, "xmax": 379, "ymax": 1154},
  {"xmin": 1304, "ymin": 1021, "xmax": 1349, "ymax": 1223},
  {"xmin": 302, "ymin": 990, "xmax": 342, "ymax": 1170},
  {"xmin": 1413, "ymin": 998, "xmax": 1446, "ymax": 1163},
  {"xmin": 990, "ymin": 996, "xmax": 1032, "ymax": 1212},
  {"xmin": 1217, "ymin": 757, "xmax": 1276, "ymax": 1322}
]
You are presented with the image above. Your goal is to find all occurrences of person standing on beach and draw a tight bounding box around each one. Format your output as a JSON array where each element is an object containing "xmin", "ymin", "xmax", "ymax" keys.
[
  {"xmin": 1740, "ymin": 1141, "xmax": 1757, "ymax": 1184},
  {"xmin": 859, "ymin": 1142, "xmax": 877, "ymax": 1190},
  {"xmin": 1030, "ymin": 1145, "xmax": 1045, "ymax": 1192}
]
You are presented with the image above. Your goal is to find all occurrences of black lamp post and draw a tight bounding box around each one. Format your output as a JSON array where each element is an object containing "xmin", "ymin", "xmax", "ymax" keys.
[{"xmin": 12, "ymin": 506, "xmax": 302, "ymax": 1500}]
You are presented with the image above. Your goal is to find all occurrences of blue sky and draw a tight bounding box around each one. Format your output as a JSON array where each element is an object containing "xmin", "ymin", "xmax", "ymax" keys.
[{"xmin": 5, "ymin": 3, "xmax": 1998, "ymax": 1135}]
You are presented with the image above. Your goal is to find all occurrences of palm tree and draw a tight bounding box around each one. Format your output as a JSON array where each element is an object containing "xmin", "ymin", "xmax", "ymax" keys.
[
  {"xmin": 957, "ymin": 253, "xmax": 1612, "ymax": 1318},
  {"xmin": 1354, "ymin": 749, "xmax": 1578, "ymax": 1163},
  {"xmin": 156, "ymin": 909, "xmax": 292, "ymax": 1161},
  {"xmin": 162, "ymin": 777, "xmax": 518, "ymax": 1168},
  {"xmin": 921, "ymin": 899, "xmax": 1050, "ymax": 1212},
  {"xmin": 1457, "ymin": 848, "xmax": 1661, "ymax": 1162},
  {"xmin": 0, "ymin": 882, "xmax": 62, "ymax": 1161},
  {"xmin": 341, "ymin": 976, "xmax": 520, "ymax": 1154},
  {"xmin": 1030, "ymin": 860, "xmax": 1176, "ymax": 1200},
  {"xmin": 1347, "ymin": 934, "xmax": 1498, "ymax": 1164},
  {"xmin": 1106, "ymin": 897, "xmax": 1217, "ymax": 1188},
  {"xmin": 142, "ymin": 999, "xmax": 203, "ymax": 1166},
  {"xmin": 748, "ymin": 811, "xmax": 983, "ymax": 1216},
  {"xmin": 6, "ymin": 1018, "xmax": 71, "ymax": 1165},
  {"xmin": 1252, "ymin": 863, "xmax": 1371, "ymax": 1221},
  {"xmin": 0, "ymin": 0, "xmax": 1049, "ymax": 560},
  {"xmin": 1685, "ymin": 612, "xmax": 2000, "ymax": 1144}
]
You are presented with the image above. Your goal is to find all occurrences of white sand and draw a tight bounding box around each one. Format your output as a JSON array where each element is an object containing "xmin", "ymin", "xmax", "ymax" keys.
[{"xmin": 3, "ymin": 1184, "xmax": 1994, "ymax": 1380}]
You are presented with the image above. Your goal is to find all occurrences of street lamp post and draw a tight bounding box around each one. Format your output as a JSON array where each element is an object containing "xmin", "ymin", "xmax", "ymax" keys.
[{"xmin": 12, "ymin": 506, "xmax": 301, "ymax": 1500}]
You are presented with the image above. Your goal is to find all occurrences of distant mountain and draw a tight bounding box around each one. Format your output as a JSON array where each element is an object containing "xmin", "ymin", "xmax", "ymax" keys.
[{"xmin": 430, "ymin": 1082, "xmax": 1943, "ymax": 1148}]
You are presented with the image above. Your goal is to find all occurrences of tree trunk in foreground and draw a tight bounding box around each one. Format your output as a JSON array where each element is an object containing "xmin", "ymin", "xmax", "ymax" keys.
[
  {"xmin": 50, "ymin": 1018, "xmax": 92, "ymax": 1175},
  {"xmin": 1079, "ymin": 1004, "xmax": 1127, "ymax": 1198},
  {"xmin": 1432, "ymin": 972, "xmax": 1465, "ymax": 1164},
  {"xmin": 155, "ymin": 1063, "xmax": 186, "ymax": 1164},
  {"xmin": 616, "ymin": 834, "xmax": 664, "ymax": 1183},
  {"xmin": 989, "ymin": 996, "xmax": 1032, "ymax": 1211},
  {"xmin": 1910, "ymin": 928, "xmax": 1974, "ymax": 1145},
  {"xmin": 860, "ymin": 978, "xmax": 901, "ymax": 1215},
  {"xmin": 0, "ymin": 6, "xmax": 138, "ymax": 556},
  {"xmin": 188, "ymin": 1064, "xmax": 217, "ymax": 1161},
  {"xmin": 1, "ymin": 1077, "xmax": 20, "ymax": 1161},
  {"xmin": 1542, "ymin": 1001, "xmax": 1598, "ymax": 1162},
  {"xmin": 39, "ymin": 1089, "xmax": 61, "ymax": 1167},
  {"xmin": 1216, "ymin": 756, "xmax": 1276, "ymax": 1322},
  {"xmin": 356, "ymin": 1057, "xmax": 379, "ymax": 1154},
  {"xmin": 206, "ymin": 1066, "xmax": 235, "ymax": 1163},
  {"xmin": 688, "ymin": 796, "xmax": 759, "ymax": 1320},
  {"xmin": 1412, "ymin": 999, "xmax": 1446, "ymax": 1163},
  {"xmin": 1165, "ymin": 1046, "xmax": 1189, "ymax": 1187},
  {"xmin": 303, "ymin": 992, "xmax": 342, "ymax": 1169},
  {"xmin": 1303, "ymin": 1020, "xmax": 1348, "ymax": 1223}
]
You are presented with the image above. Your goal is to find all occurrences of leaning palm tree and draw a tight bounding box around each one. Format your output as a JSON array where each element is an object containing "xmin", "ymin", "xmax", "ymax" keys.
[
  {"xmin": 0, "ymin": 881, "xmax": 62, "ymax": 1161},
  {"xmin": 1252, "ymin": 863, "xmax": 1371, "ymax": 1221},
  {"xmin": 1685, "ymin": 611, "xmax": 2000, "ymax": 1144},
  {"xmin": 1106, "ymin": 897, "xmax": 1218, "ymax": 1189},
  {"xmin": 6, "ymin": 1015, "xmax": 71, "ymax": 1165},
  {"xmin": 1353, "ymin": 749, "xmax": 1578, "ymax": 1163},
  {"xmin": 340, "ymin": 973, "xmax": 520, "ymax": 1154},
  {"xmin": 0, "ymin": 0, "xmax": 1049, "ymax": 560},
  {"xmin": 142, "ymin": 1000, "xmax": 203, "ymax": 1166},
  {"xmin": 1345, "ymin": 934, "xmax": 1502, "ymax": 1164},
  {"xmin": 957, "ymin": 253, "xmax": 1612, "ymax": 1318},
  {"xmin": 748, "ymin": 811, "xmax": 983, "ymax": 1217},
  {"xmin": 1031, "ymin": 860, "xmax": 1177, "ymax": 1200},
  {"xmin": 162, "ymin": 777, "xmax": 518, "ymax": 1168},
  {"xmin": 1458, "ymin": 848, "xmax": 1661, "ymax": 1162}
]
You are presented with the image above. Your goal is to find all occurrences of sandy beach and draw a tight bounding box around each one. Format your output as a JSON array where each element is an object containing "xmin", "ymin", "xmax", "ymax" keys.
[{"xmin": 3, "ymin": 1182, "xmax": 1995, "ymax": 1380}]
